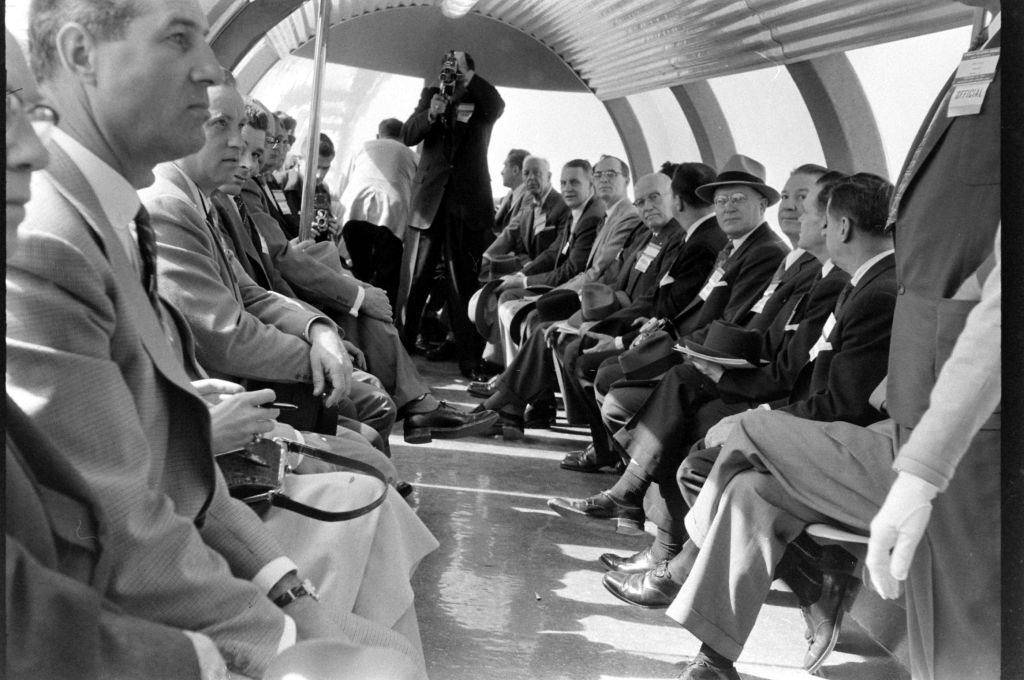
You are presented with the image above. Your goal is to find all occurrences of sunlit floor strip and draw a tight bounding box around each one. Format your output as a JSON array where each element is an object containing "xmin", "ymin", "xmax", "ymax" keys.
[
  {"xmin": 390, "ymin": 437, "xmax": 584, "ymax": 460},
  {"xmin": 414, "ymin": 481, "xmax": 564, "ymax": 501}
]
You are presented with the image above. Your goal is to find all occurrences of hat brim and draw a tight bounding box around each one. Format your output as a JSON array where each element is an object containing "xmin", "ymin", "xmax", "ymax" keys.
[
  {"xmin": 696, "ymin": 181, "xmax": 780, "ymax": 207},
  {"xmin": 470, "ymin": 279, "xmax": 504, "ymax": 338},
  {"xmin": 676, "ymin": 341, "xmax": 767, "ymax": 368}
]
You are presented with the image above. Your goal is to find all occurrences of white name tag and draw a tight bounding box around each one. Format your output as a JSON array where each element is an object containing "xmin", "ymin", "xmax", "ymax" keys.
[
  {"xmin": 634, "ymin": 243, "xmax": 661, "ymax": 273},
  {"xmin": 698, "ymin": 268, "xmax": 726, "ymax": 301},
  {"xmin": 659, "ymin": 273, "xmax": 675, "ymax": 288},
  {"xmin": 948, "ymin": 48, "xmax": 999, "ymax": 118},
  {"xmin": 751, "ymin": 280, "xmax": 780, "ymax": 315},
  {"xmin": 272, "ymin": 189, "xmax": 293, "ymax": 215},
  {"xmin": 561, "ymin": 238, "xmax": 572, "ymax": 255},
  {"xmin": 808, "ymin": 313, "xmax": 837, "ymax": 361},
  {"xmin": 456, "ymin": 103, "xmax": 475, "ymax": 123}
]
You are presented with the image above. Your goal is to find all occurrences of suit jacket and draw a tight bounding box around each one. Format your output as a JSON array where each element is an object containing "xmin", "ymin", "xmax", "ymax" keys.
[
  {"xmin": 887, "ymin": 43, "xmax": 1001, "ymax": 428},
  {"xmin": 675, "ymin": 222, "xmax": 789, "ymax": 340},
  {"xmin": 240, "ymin": 178, "xmax": 363, "ymax": 314},
  {"xmin": 5, "ymin": 407, "xmax": 198, "ymax": 680},
  {"xmin": 211, "ymin": 191, "xmax": 290, "ymax": 295},
  {"xmin": 522, "ymin": 194, "xmax": 605, "ymax": 287},
  {"xmin": 560, "ymin": 198, "xmax": 644, "ymax": 292},
  {"xmin": 593, "ymin": 215, "xmax": 726, "ymax": 343},
  {"xmin": 746, "ymin": 250, "xmax": 822, "ymax": 358},
  {"xmin": 717, "ymin": 262, "xmax": 849, "ymax": 405},
  {"xmin": 143, "ymin": 162, "xmax": 324, "ymax": 384},
  {"xmin": 7, "ymin": 141, "xmax": 285, "ymax": 676},
  {"xmin": 482, "ymin": 188, "xmax": 569, "ymax": 276},
  {"xmin": 613, "ymin": 218, "xmax": 687, "ymax": 302},
  {"xmin": 494, "ymin": 185, "xmax": 524, "ymax": 233},
  {"xmin": 777, "ymin": 254, "xmax": 896, "ymax": 426},
  {"xmin": 402, "ymin": 74, "xmax": 505, "ymax": 229}
]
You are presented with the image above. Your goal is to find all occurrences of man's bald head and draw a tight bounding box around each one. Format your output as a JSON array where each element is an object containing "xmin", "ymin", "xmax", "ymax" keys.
[{"xmin": 632, "ymin": 172, "xmax": 674, "ymax": 230}]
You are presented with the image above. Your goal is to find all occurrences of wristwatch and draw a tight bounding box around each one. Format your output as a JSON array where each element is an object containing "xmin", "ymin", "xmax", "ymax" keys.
[{"xmin": 272, "ymin": 579, "xmax": 320, "ymax": 607}]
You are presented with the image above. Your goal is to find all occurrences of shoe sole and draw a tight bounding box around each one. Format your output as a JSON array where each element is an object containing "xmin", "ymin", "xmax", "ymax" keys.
[
  {"xmin": 404, "ymin": 412, "xmax": 500, "ymax": 444},
  {"xmin": 601, "ymin": 577, "xmax": 673, "ymax": 609},
  {"xmin": 547, "ymin": 500, "xmax": 643, "ymax": 535},
  {"xmin": 559, "ymin": 460, "xmax": 617, "ymax": 473},
  {"xmin": 804, "ymin": 610, "xmax": 844, "ymax": 674}
]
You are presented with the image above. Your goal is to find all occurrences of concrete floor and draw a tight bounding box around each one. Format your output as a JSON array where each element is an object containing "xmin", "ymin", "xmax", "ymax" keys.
[{"xmin": 391, "ymin": 357, "xmax": 908, "ymax": 680}]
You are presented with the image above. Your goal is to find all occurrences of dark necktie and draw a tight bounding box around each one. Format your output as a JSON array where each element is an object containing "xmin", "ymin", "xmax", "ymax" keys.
[
  {"xmin": 133, "ymin": 205, "xmax": 161, "ymax": 316},
  {"xmin": 834, "ymin": 283, "xmax": 853, "ymax": 317},
  {"xmin": 714, "ymin": 241, "xmax": 734, "ymax": 270}
]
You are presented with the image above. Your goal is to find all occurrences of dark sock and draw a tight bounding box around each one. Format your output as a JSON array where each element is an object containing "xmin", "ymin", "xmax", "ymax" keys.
[
  {"xmin": 666, "ymin": 540, "xmax": 700, "ymax": 584},
  {"xmin": 698, "ymin": 643, "xmax": 734, "ymax": 669},
  {"xmin": 402, "ymin": 393, "xmax": 439, "ymax": 416},
  {"xmin": 606, "ymin": 466, "xmax": 651, "ymax": 507},
  {"xmin": 650, "ymin": 529, "xmax": 682, "ymax": 562}
]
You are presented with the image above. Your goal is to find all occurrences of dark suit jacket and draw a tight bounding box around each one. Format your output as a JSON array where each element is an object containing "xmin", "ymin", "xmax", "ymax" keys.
[
  {"xmin": 482, "ymin": 188, "xmax": 569, "ymax": 278},
  {"xmin": 494, "ymin": 187, "xmax": 524, "ymax": 234},
  {"xmin": 747, "ymin": 250, "xmax": 822, "ymax": 358},
  {"xmin": 522, "ymin": 194, "xmax": 605, "ymax": 287},
  {"xmin": 887, "ymin": 45, "xmax": 1001, "ymax": 428},
  {"xmin": 402, "ymin": 74, "xmax": 505, "ymax": 230},
  {"xmin": 5, "ymin": 404, "xmax": 198, "ymax": 680},
  {"xmin": 717, "ymin": 263, "xmax": 850, "ymax": 405},
  {"xmin": 676, "ymin": 222, "xmax": 789, "ymax": 340},
  {"xmin": 613, "ymin": 218, "xmax": 686, "ymax": 302},
  {"xmin": 777, "ymin": 254, "xmax": 896, "ymax": 426}
]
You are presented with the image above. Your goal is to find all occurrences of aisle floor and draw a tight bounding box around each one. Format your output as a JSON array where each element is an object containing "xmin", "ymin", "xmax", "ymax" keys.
[{"xmin": 391, "ymin": 357, "xmax": 908, "ymax": 680}]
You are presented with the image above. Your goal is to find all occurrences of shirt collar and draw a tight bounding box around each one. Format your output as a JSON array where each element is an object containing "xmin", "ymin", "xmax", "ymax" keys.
[
  {"xmin": 684, "ymin": 212, "xmax": 715, "ymax": 241},
  {"xmin": 820, "ymin": 259, "xmax": 836, "ymax": 277},
  {"xmin": 851, "ymin": 249, "xmax": 894, "ymax": 286},
  {"xmin": 167, "ymin": 161, "xmax": 213, "ymax": 217},
  {"xmin": 728, "ymin": 223, "xmax": 760, "ymax": 254},
  {"xmin": 51, "ymin": 127, "xmax": 139, "ymax": 231},
  {"xmin": 570, "ymin": 205, "xmax": 585, "ymax": 228},
  {"xmin": 784, "ymin": 247, "xmax": 806, "ymax": 269},
  {"xmin": 535, "ymin": 186, "xmax": 553, "ymax": 208}
]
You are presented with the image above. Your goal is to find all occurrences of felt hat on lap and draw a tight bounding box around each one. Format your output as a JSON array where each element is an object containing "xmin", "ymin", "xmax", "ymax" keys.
[
  {"xmin": 680, "ymin": 320, "xmax": 768, "ymax": 368},
  {"xmin": 467, "ymin": 278, "xmax": 504, "ymax": 338}
]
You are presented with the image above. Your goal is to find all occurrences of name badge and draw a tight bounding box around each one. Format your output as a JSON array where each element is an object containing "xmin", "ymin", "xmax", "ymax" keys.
[
  {"xmin": 456, "ymin": 103, "xmax": 475, "ymax": 123},
  {"xmin": 634, "ymin": 243, "xmax": 662, "ymax": 273},
  {"xmin": 808, "ymin": 313, "xmax": 837, "ymax": 361},
  {"xmin": 948, "ymin": 48, "xmax": 999, "ymax": 118},
  {"xmin": 751, "ymin": 280, "xmax": 780, "ymax": 315},
  {"xmin": 272, "ymin": 189, "xmax": 293, "ymax": 215},
  {"xmin": 659, "ymin": 273, "xmax": 675, "ymax": 288},
  {"xmin": 560, "ymin": 237, "xmax": 572, "ymax": 256},
  {"xmin": 782, "ymin": 296, "xmax": 804, "ymax": 332},
  {"xmin": 698, "ymin": 268, "xmax": 726, "ymax": 301}
]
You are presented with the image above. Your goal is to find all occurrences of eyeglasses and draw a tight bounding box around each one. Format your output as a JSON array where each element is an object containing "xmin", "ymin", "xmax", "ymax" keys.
[
  {"xmin": 593, "ymin": 170, "xmax": 621, "ymax": 180},
  {"xmin": 6, "ymin": 90, "xmax": 60, "ymax": 143},
  {"xmin": 713, "ymin": 193, "xmax": 752, "ymax": 209},
  {"xmin": 633, "ymin": 192, "xmax": 663, "ymax": 208}
]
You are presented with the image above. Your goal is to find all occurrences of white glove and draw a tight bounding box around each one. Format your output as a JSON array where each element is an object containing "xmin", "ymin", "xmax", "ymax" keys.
[{"xmin": 865, "ymin": 471, "xmax": 939, "ymax": 599}]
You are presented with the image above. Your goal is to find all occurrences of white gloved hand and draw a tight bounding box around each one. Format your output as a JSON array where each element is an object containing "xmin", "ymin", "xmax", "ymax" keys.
[{"xmin": 865, "ymin": 471, "xmax": 940, "ymax": 599}]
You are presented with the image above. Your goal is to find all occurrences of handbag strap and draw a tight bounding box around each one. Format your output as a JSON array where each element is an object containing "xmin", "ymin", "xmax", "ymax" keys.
[{"xmin": 250, "ymin": 439, "xmax": 390, "ymax": 522}]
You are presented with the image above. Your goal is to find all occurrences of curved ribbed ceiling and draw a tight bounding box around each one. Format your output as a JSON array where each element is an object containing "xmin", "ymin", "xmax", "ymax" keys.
[{"xmin": 207, "ymin": 0, "xmax": 973, "ymax": 100}]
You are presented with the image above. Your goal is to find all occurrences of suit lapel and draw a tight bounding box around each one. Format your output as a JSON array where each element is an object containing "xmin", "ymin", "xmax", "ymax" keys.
[{"xmin": 43, "ymin": 143, "xmax": 199, "ymax": 395}]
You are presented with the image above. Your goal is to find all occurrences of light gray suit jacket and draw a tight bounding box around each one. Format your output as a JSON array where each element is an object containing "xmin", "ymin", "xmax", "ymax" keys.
[
  {"xmin": 7, "ymin": 141, "xmax": 286, "ymax": 676},
  {"xmin": 143, "ymin": 162, "xmax": 325, "ymax": 384}
]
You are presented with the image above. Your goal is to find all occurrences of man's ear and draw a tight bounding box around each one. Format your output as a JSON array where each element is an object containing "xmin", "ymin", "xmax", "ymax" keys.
[
  {"xmin": 839, "ymin": 216, "xmax": 853, "ymax": 243},
  {"xmin": 55, "ymin": 23, "xmax": 99, "ymax": 85}
]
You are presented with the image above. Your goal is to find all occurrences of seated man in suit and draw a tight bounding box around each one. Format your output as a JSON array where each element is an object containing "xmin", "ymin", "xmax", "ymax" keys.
[
  {"xmin": 550, "ymin": 170, "xmax": 849, "ymax": 579},
  {"xmin": 559, "ymin": 155, "xmax": 787, "ymax": 472},
  {"xmin": 590, "ymin": 174, "xmax": 898, "ymax": 679},
  {"xmin": 233, "ymin": 95, "xmax": 498, "ymax": 444},
  {"xmin": 6, "ymin": 5, "xmax": 422, "ymax": 676},
  {"xmin": 492, "ymin": 147, "xmax": 531, "ymax": 235},
  {"xmin": 490, "ymin": 158, "xmax": 605, "ymax": 363}
]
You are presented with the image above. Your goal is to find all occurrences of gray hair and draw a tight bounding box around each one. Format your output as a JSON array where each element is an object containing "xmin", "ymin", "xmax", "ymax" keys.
[{"xmin": 29, "ymin": 0, "xmax": 141, "ymax": 81}]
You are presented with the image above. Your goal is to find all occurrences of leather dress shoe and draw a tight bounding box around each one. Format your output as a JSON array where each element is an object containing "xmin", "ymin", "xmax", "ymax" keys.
[
  {"xmin": 600, "ymin": 546, "xmax": 661, "ymax": 573},
  {"xmin": 560, "ymin": 444, "xmax": 619, "ymax": 473},
  {"xmin": 497, "ymin": 410, "xmax": 524, "ymax": 440},
  {"xmin": 403, "ymin": 402, "xmax": 499, "ymax": 444},
  {"xmin": 524, "ymin": 401, "xmax": 557, "ymax": 429},
  {"xmin": 425, "ymin": 339, "xmax": 457, "ymax": 361},
  {"xmin": 547, "ymin": 491, "xmax": 642, "ymax": 530},
  {"xmin": 468, "ymin": 375, "xmax": 500, "ymax": 398},
  {"xmin": 602, "ymin": 560, "xmax": 681, "ymax": 609},
  {"xmin": 677, "ymin": 654, "xmax": 741, "ymax": 680},
  {"xmin": 801, "ymin": 571, "xmax": 859, "ymax": 672}
]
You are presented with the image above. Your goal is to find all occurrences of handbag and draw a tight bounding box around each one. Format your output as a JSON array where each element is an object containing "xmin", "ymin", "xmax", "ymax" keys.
[{"xmin": 216, "ymin": 438, "xmax": 389, "ymax": 522}]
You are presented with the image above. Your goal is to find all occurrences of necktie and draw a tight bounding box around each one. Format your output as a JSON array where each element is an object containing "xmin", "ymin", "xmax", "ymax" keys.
[
  {"xmin": 133, "ymin": 205, "xmax": 161, "ymax": 316},
  {"xmin": 714, "ymin": 241, "xmax": 734, "ymax": 270},
  {"xmin": 834, "ymin": 283, "xmax": 853, "ymax": 317}
]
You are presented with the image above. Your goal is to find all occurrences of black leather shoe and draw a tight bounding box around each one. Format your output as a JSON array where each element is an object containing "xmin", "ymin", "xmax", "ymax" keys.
[
  {"xmin": 425, "ymin": 339, "xmax": 457, "ymax": 361},
  {"xmin": 498, "ymin": 410, "xmax": 524, "ymax": 440},
  {"xmin": 524, "ymin": 401, "xmax": 557, "ymax": 429},
  {"xmin": 801, "ymin": 571, "xmax": 859, "ymax": 672},
  {"xmin": 600, "ymin": 546, "xmax": 661, "ymax": 573},
  {"xmin": 403, "ymin": 402, "xmax": 499, "ymax": 444},
  {"xmin": 602, "ymin": 561, "xmax": 681, "ymax": 609},
  {"xmin": 547, "ymin": 491, "xmax": 641, "ymax": 523},
  {"xmin": 677, "ymin": 654, "xmax": 741, "ymax": 680},
  {"xmin": 468, "ymin": 375, "xmax": 500, "ymax": 398},
  {"xmin": 560, "ymin": 444, "xmax": 619, "ymax": 473}
]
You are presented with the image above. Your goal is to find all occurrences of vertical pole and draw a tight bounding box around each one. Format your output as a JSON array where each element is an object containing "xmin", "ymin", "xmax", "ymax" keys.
[{"xmin": 298, "ymin": 0, "xmax": 332, "ymax": 240}]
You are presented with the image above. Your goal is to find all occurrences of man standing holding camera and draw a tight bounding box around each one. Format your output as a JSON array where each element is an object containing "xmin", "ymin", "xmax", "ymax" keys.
[{"xmin": 401, "ymin": 51, "xmax": 505, "ymax": 378}]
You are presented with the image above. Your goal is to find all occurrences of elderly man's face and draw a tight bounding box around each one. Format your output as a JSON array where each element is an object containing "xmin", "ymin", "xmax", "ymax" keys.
[
  {"xmin": 6, "ymin": 36, "xmax": 51, "ymax": 250},
  {"xmin": 560, "ymin": 166, "xmax": 592, "ymax": 209},
  {"xmin": 221, "ymin": 124, "xmax": 265, "ymax": 196},
  {"xmin": 190, "ymin": 84, "xmax": 244, "ymax": 190},
  {"xmin": 632, "ymin": 174, "xmax": 673, "ymax": 229},
  {"xmin": 797, "ymin": 182, "xmax": 828, "ymax": 252},
  {"xmin": 713, "ymin": 185, "xmax": 766, "ymax": 238},
  {"xmin": 593, "ymin": 157, "xmax": 629, "ymax": 205},
  {"xmin": 779, "ymin": 172, "xmax": 817, "ymax": 242},
  {"xmin": 89, "ymin": 0, "xmax": 222, "ymax": 176},
  {"xmin": 522, "ymin": 159, "xmax": 550, "ymax": 199}
]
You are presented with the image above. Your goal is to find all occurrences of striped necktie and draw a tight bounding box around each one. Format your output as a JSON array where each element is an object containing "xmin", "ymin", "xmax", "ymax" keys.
[
  {"xmin": 714, "ymin": 241, "xmax": 734, "ymax": 269},
  {"xmin": 133, "ymin": 205, "xmax": 161, "ymax": 316}
]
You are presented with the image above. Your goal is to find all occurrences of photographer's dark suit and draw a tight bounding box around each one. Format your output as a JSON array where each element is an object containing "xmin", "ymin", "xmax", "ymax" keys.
[{"xmin": 401, "ymin": 74, "xmax": 505, "ymax": 364}]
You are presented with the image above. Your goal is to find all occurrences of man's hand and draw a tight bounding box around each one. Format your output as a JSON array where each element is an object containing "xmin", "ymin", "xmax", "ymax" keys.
[
  {"xmin": 690, "ymin": 357, "xmax": 725, "ymax": 383},
  {"xmin": 308, "ymin": 321, "xmax": 352, "ymax": 406},
  {"xmin": 636, "ymin": 317, "xmax": 664, "ymax": 335},
  {"xmin": 207, "ymin": 388, "xmax": 279, "ymax": 455},
  {"xmin": 582, "ymin": 332, "xmax": 618, "ymax": 354},
  {"xmin": 631, "ymin": 316, "xmax": 650, "ymax": 328},
  {"xmin": 703, "ymin": 410, "xmax": 756, "ymax": 448},
  {"xmin": 497, "ymin": 272, "xmax": 526, "ymax": 291},
  {"xmin": 428, "ymin": 93, "xmax": 448, "ymax": 123},
  {"xmin": 865, "ymin": 471, "xmax": 939, "ymax": 599},
  {"xmin": 341, "ymin": 339, "xmax": 366, "ymax": 371},
  {"xmin": 183, "ymin": 631, "xmax": 229, "ymax": 680},
  {"xmin": 191, "ymin": 378, "xmax": 246, "ymax": 406},
  {"xmin": 360, "ymin": 287, "xmax": 393, "ymax": 322}
]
